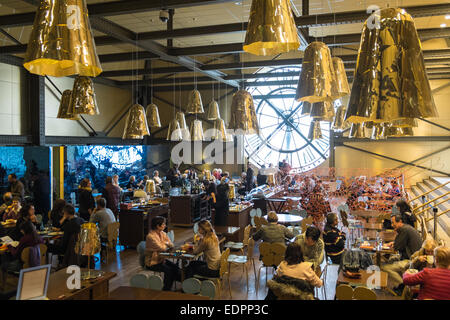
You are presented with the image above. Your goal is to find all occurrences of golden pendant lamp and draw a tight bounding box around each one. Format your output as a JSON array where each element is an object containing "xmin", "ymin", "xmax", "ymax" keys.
[
  {"xmin": 213, "ymin": 118, "xmax": 228, "ymax": 141},
  {"xmin": 190, "ymin": 120, "xmax": 204, "ymax": 141},
  {"xmin": 70, "ymin": 76, "xmax": 99, "ymax": 115},
  {"xmin": 332, "ymin": 57, "xmax": 350, "ymax": 98},
  {"xmin": 309, "ymin": 100, "xmax": 335, "ymax": 122},
  {"xmin": 295, "ymin": 41, "xmax": 338, "ymax": 103},
  {"xmin": 228, "ymin": 90, "xmax": 259, "ymax": 135},
  {"xmin": 186, "ymin": 90, "xmax": 204, "ymax": 114},
  {"xmin": 175, "ymin": 112, "xmax": 190, "ymax": 140},
  {"xmin": 370, "ymin": 124, "xmax": 388, "ymax": 140},
  {"xmin": 332, "ymin": 105, "xmax": 348, "ymax": 131},
  {"xmin": 307, "ymin": 120, "xmax": 323, "ymax": 140},
  {"xmin": 57, "ymin": 90, "xmax": 79, "ymax": 120},
  {"xmin": 122, "ymin": 104, "xmax": 150, "ymax": 140},
  {"xmin": 243, "ymin": 0, "xmax": 300, "ymax": 56},
  {"xmin": 207, "ymin": 100, "xmax": 221, "ymax": 120},
  {"xmin": 348, "ymin": 123, "xmax": 366, "ymax": 139},
  {"xmin": 301, "ymin": 101, "xmax": 312, "ymax": 116},
  {"xmin": 345, "ymin": 8, "xmax": 438, "ymax": 125},
  {"xmin": 167, "ymin": 118, "xmax": 183, "ymax": 141},
  {"xmin": 146, "ymin": 104, "xmax": 161, "ymax": 128},
  {"xmin": 23, "ymin": 0, "xmax": 102, "ymax": 77}
]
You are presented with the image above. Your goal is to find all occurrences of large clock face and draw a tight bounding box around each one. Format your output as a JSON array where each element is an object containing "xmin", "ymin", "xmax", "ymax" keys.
[{"xmin": 244, "ymin": 67, "xmax": 330, "ymax": 172}]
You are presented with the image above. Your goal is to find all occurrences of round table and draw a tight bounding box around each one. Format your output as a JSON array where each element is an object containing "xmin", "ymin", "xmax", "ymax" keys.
[{"xmin": 263, "ymin": 213, "xmax": 303, "ymax": 226}]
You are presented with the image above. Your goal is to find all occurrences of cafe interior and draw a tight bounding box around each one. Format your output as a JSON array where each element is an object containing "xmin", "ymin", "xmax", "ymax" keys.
[{"xmin": 0, "ymin": 0, "xmax": 449, "ymax": 301}]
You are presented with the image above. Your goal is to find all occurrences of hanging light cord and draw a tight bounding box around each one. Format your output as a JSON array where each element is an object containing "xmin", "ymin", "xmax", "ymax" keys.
[{"xmin": 150, "ymin": 60, "xmax": 153, "ymax": 104}]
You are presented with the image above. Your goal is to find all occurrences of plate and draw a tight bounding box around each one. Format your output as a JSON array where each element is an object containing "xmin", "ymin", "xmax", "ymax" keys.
[{"xmin": 48, "ymin": 232, "xmax": 63, "ymax": 236}]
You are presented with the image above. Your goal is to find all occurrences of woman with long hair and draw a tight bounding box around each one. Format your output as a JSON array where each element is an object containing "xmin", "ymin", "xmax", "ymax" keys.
[
  {"xmin": 10, "ymin": 204, "xmax": 38, "ymax": 241},
  {"xmin": 185, "ymin": 220, "xmax": 221, "ymax": 279},
  {"xmin": 50, "ymin": 199, "xmax": 66, "ymax": 229},
  {"xmin": 396, "ymin": 199, "xmax": 416, "ymax": 227}
]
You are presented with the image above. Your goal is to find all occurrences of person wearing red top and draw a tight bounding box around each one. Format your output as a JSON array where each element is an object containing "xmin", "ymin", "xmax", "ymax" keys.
[{"xmin": 402, "ymin": 246, "xmax": 450, "ymax": 300}]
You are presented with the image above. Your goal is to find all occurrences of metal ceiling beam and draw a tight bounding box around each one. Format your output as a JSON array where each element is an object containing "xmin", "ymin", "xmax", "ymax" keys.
[{"xmin": 335, "ymin": 136, "xmax": 450, "ymax": 143}]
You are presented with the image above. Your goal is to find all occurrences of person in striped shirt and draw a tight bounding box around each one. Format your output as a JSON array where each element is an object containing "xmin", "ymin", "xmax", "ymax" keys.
[
  {"xmin": 323, "ymin": 213, "xmax": 346, "ymax": 264},
  {"xmin": 403, "ymin": 246, "xmax": 450, "ymax": 300}
]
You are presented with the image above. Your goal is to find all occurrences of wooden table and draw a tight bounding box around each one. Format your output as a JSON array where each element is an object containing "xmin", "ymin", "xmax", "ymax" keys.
[
  {"xmin": 360, "ymin": 244, "xmax": 397, "ymax": 266},
  {"xmin": 266, "ymin": 198, "xmax": 287, "ymax": 214},
  {"xmin": 159, "ymin": 249, "xmax": 202, "ymax": 282},
  {"xmin": 106, "ymin": 286, "xmax": 209, "ymax": 300},
  {"xmin": 337, "ymin": 269, "xmax": 388, "ymax": 289},
  {"xmin": 47, "ymin": 268, "xmax": 116, "ymax": 300},
  {"xmin": 263, "ymin": 213, "xmax": 302, "ymax": 226}
]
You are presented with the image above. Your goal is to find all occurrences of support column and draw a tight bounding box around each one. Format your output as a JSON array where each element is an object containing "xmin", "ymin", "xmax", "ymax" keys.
[{"xmin": 27, "ymin": 74, "xmax": 45, "ymax": 146}]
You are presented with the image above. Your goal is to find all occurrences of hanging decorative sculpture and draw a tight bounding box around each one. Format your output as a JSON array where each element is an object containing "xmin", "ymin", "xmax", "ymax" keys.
[
  {"xmin": 57, "ymin": 90, "xmax": 79, "ymax": 120},
  {"xmin": 307, "ymin": 120, "xmax": 323, "ymax": 140},
  {"xmin": 228, "ymin": 90, "xmax": 259, "ymax": 135},
  {"xmin": 146, "ymin": 103, "xmax": 161, "ymax": 128},
  {"xmin": 70, "ymin": 76, "xmax": 99, "ymax": 115},
  {"xmin": 207, "ymin": 100, "xmax": 221, "ymax": 120},
  {"xmin": 190, "ymin": 119, "xmax": 204, "ymax": 141},
  {"xmin": 122, "ymin": 104, "xmax": 150, "ymax": 139},
  {"xmin": 186, "ymin": 90, "xmax": 204, "ymax": 114}
]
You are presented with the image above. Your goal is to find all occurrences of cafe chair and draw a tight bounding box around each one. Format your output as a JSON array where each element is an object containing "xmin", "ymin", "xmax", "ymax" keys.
[
  {"xmin": 200, "ymin": 280, "xmax": 216, "ymax": 300},
  {"xmin": 182, "ymin": 278, "xmax": 202, "ymax": 294},
  {"xmin": 228, "ymin": 238, "xmax": 257, "ymax": 292},
  {"xmin": 194, "ymin": 248, "xmax": 231, "ymax": 299},
  {"xmin": 224, "ymin": 224, "xmax": 251, "ymax": 255},
  {"xmin": 130, "ymin": 273, "xmax": 150, "ymax": 289},
  {"xmin": 193, "ymin": 222, "xmax": 199, "ymax": 234},
  {"xmin": 301, "ymin": 216, "xmax": 313, "ymax": 234},
  {"xmin": 256, "ymin": 242, "xmax": 286, "ymax": 292},
  {"xmin": 335, "ymin": 284, "xmax": 354, "ymax": 300},
  {"xmin": 250, "ymin": 209, "xmax": 257, "ymax": 227},
  {"xmin": 167, "ymin": 230, "xmax": 175, "ymax": 243},
  {"xmin": 256, "ymin": 208, "xmax": 262, "ymax": 217},
  {"xmin": 148, "ymin": 274, "xmax": 164, "ymax": 291},
  {"xmin": 21, "ymin": 243, "xmax": 47, "ymax": 268},
  {"xmin": 353, "ymin": 286, "xmax": 377, "ymax": 300}
]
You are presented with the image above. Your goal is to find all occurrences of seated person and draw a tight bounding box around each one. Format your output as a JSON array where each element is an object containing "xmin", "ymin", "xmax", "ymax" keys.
[
  {"xmin": 3, "ymin": 197, "xmax": 21, "ymax": 221},
  {"xmin": 47, "ymin": 205, "xmax": 85, "ymax": 256},
  {"xmin": 145, "ymin": 216, "xmax": 180, "ymax": 291},
  {"xmin": 410, "ymin": 239, "xmax": 438, "ymax": 271},
  {"xmin": 265, "ymin": 242, "xmax": 323, "ymax": 300},
  {"xmin": 402, "ymin": 246, "xmax": 450, "ymax": 300},
  {"xmin": 252, "ymin": 211, "xmax": 295, "ymax": 244},
  {"xmin": 1, "ymin": 221, "xmax": 43, "ymax": 273},
  {"xmin": 126, "ymin": 176, "xmax": 137, "ymax": 190},
  {"xmin": 381, "ymin": 214, "xmax": 422, "ymax": 295},
  {"xmin": 295, "ymin": 226, "xmax": 324, "ymax": 269},
  {"xmin": 89, "ymin": 198, "xmax": 116, "ymax": 242},
  {"xmin": 50, "ymin": 199, "xmax": 66, "ymax": 229},
  {"xmin": 323, "ymin": 213, "xmax": 346, "ymax": 264},
  {"xmin": 133, "ymin": 185, "xmax": 148, "ymax": 200},
  {"xmin": 185, "ymin": 220, "xmax": 221, "ymax": 279},
  {"xmin": 0, "ymin": 192, "xmax": 13, "ymax": 220},
  {"xmin": 8, "ymin": 204, "xmax": 38, "ymax": 241},
  {"xmin": 395, "ymin": 199, "xmax": 416, "ymax": 228}
]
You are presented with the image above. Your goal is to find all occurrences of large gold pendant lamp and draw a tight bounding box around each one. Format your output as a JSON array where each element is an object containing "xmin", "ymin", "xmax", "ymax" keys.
[
  {"xmin": 176, "ymin": 111, "xmax": 190, "ymax": 140},
  {"xmin": 213, "ymin": 118, "xmax": 228, "ymax": 141},
  {"xmin": 332, "ymin": 105, "xmax": 348, "ymax": 131},
  {"xmin": 190, "ymin": 119, "xmax": 204, "ymax": 141},
  {"xmin": 186, "ymin": 89, "xmax": 204, "ymax": 114},
  {"xmin": 70, "ymin": 76, "xmax": 99, "ymax": 115},
  {"xmin": 332, "ymin": 57, "xmax": 350, "ymax": 98},
  {"xmin": 295, "ymin": 41, "xmax": 338, "ymax": 103},
  {"xmin": 301, "ymin": 101, "xmax": 312, "ymax": 116},
  {"xmin": 23, "ymin": 0, "xmax": 102, "ymax": 77},
  {"xmin": 307, "ymin": 120, "xmax": 323, "ymax": 140},
  {"xmin": 57, "ymin": 90, "xmax": 79, "ymax": 120},
  {"xmin": 243, "ymin": 0, "xmax": 300, "ymax": 56},
  {"xmin": 345, "ymin": 8, "xmax": 438, "ymax": 125},
  {"xmin": 146, "ymin": 103, "xmax": 161, "ymax": 128},
  {"xmin": 309, "ymin": 100, "xmax": 335, "ymax": 122},
  {"xmin": 122, "ymin": 104, "xmax": 150, "ymax": 139},
  {"xmin": 228, "ymin": 90, "xmax": 259, "ymax": 135},
  {"xmin": 207, "ymin": 100, "xmax": 221, "ymax": 120}
]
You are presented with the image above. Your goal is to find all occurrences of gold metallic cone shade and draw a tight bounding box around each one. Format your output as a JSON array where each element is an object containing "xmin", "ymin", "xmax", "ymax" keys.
[
  {"xmin": 332, "ymin": 105, "xmax": 348, "ymax": 131},
  {"xmin": 308, "ymin": 120, "xmax": 323, "ymax": 140},
  {"xmin": 213, "ymin": 118, "xmax": 228, "ymax": 141},
  {"xmin": 386, "ymin": 126, "xmax": 414, "ymax": 137},
  {"xmin": 190, "ymin": 120, "xmax": 204, "ymax": 141},
  {"xmin": 301, "ymin": 102, "xmax": 312, "ymax": 116},
  {"xmin": 70, "ymin": 76, "xmax": 99, "ymax": 115},
  {"xmin": 122, "ymin": 104, "xmax": 150, "ymax": 139},
  {"xmin": 363, "ymin": 121, "xmax": 374, "ymax": 130},
  {"xmin": 295, "ymin": 41, "xmax": 338, "ymax": 103},
  {"xmin": 186, "ymin": 90, "xmax": 204, "ymax": 114},
  {"xmin": 75, "ymin": 223, "xmax": 100, "ymax": 256},
  {"xmin": 228, "ymin": 90, "xmax": 259, "ymax": 135},
  {"xmin": 23, "ymin": 0, "xmax": 102, "ymax": 77},
  {"xmin": 310, "ymin": 100, "xmax": 335, "ymax": 122},
  {"xmin": 243, "ymin": 0, "xmax": 300, "ymax": 56},
  {"xmin": 346, "ymin": 8, "xmax": 438, "ymax": 125},
  {"xmin": 371, "ymin": 124, "xmax": 388, "ymax": 140},
  {"xmin": 57, "ymin": 90, "xmax": 79, "ymax": 120},
  {"xmin": 175, "ymin": 112, "xmax": 190, "ymax": 139},
  {"xmin": 349, "ymin": 123, "xmax": 366, "ymax": 138},
  {"xmin": 332, "ymin": 57, "xmax": 350, "ymax": 98},
  {"xmin": 391, "ymin": 118, "xmax": 418, "ymax": 128},
  {"xmin": 146, "ymin": 103, "xmax": 161, "ymax": 128},
  {"xmin": 207, "ymin": 100, "xmax": 221, "ymax": 120},
  {"xmin": 167, "ymin": 119, "xmax": 183, "ymax": 141}
]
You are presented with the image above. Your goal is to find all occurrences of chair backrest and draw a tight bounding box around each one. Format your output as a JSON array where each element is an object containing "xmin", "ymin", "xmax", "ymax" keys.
[
  {"xmin": 219, "ymin": 248, "xmax": 231, "ymax": 278},
  {"xmin": 260, "ymin": 217, "xmax": 269, "ymax": 226},
  {"xmin": 130, "ymin": 273, "xmax": 150, "ymax": 289},
  {"xmin": 259, "ymin": 242, "xmax": 274, "ymax": 266},
  {"xmin": 243, "ymin": 225, "xmax": 252, "ymax": 246},
  {"xmin": 247, "ymin": 238, "xmax": 255, "ymax": 259},
  {"xmin": 301, "ymin": 216, "xmax": 313, "ymax": 233},
  {"xmin": 335, "ymin": 284, "xmax": 354, "ymax": 300},
  {"xmin": 136, "ymin": 241, "xmax": 146, "ymax": 268},
  {"xmin": 200, "ymin": 280, "xmax": 216, "ymax": 299},
  {"xmin": 271, "ymin": 242, "xmax": 286, "ymax": 266},
  {"xmin": 167, "ymin": 230, "xmax": 175, "ymax": 243},
  {"xmin": 148, "ymin": 274, "xmax": 164, "ymax": 291},
  {"xmin": 353, "ymin": 286, "xmax": 377, "ymax": 300},
  {"xmin": 182, "ymin": 278, "xmax": 202, "ymax": 294},
  {"xmin": 254, "ymin": 216, "xmax": 262, "ymax": 230},
  {"xmin": 107, "ymin": 222, "xmax": 120, "ymax": 247},
  {"xmin": 21, "ymin": 243, "xmax": 47, "ymax": 269},
  {"xmin": 256, "ymin": 208, "xmax": 262, "ymax": 217}
]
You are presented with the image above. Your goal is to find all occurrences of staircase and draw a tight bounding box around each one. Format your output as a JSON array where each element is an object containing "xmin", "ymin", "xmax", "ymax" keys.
[{"xmin": 407, "ymin": 176, "xmax": 450, "ymax": 246}]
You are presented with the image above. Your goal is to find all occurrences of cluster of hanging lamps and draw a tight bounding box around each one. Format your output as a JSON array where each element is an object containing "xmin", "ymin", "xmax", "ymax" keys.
[
  {"xmin": 122, "ymin": 104, "xmax": 150, "ymax": 140},
  {"xmin": 23, "ymin": 0, "xmax": 102, "ymax": 78},
  {"xmin": 228, "ymin": 90, "xmax": 259, "ymax": 135},
  {"xmin": 243, "ymin": 0, "xmax": 300, "ymax": 56},
  {"xmin": 344, "ymin": 8, "xmax": 438, "ymax": 138}
]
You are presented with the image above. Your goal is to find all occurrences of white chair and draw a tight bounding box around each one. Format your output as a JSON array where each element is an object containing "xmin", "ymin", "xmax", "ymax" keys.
[
  {"xmin": 148, "ymin": 274, "xmax": 164, "ymax": 291},
  {"xmin": 250, "ymin": 209, "xmax": 257, "ymax": 227},
  {"xmin": 256, "ymin": 208, "xmax": 262, "ymax": 217},
  {"xmin": 193, "ymin": 222, "xmax": 199, "ymax": 234},
  {"xmin": 182, "ymin": 277, "xmax": 202, "ymax": 294},
  {"xmin": 167, "ymin": 230, "xmax": 175, "ymax": 243},
  {"xmin": 228, "ymin": 238, "xmax": 256, "ymax": 292},
  {"xmin": 130, "ymin": 273, "xmax": 150, "ymax": 289},
  {"xmin": 200, "ymin": 280, "xmax": 216, "ymax": 299}
]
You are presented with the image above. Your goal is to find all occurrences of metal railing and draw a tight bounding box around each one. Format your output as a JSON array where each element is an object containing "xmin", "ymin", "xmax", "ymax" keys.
[
  {"xmin": 412, "ymin": 191, "xmax": 450, "ymax": 215},
  {"xmin": 426, "ymin": 208, "xmax": 450, "ymax": 223},
  {"xmin": 409, "ymin": 180, "xmax": 450, "ymax": 202}
]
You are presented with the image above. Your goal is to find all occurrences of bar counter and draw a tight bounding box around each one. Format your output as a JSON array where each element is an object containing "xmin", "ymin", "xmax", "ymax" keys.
[{"xmin": 169, "ymin": 193, "xmax": 210, "ymax": 227}]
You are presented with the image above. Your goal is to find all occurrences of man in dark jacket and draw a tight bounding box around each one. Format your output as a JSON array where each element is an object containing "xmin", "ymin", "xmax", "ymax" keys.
[
  {"xmin": 8, "ymin": 174, "xmax": 24, "ymax": 201},
  {"xmin": 103, "ymin": 176, "xmax": 120, "ymax": 218},
  {"xmin": 323, "ymin": 213, "xmax": 346, "ymax": 264}
]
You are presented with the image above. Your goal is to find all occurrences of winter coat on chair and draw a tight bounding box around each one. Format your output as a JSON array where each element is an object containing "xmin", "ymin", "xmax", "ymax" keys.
[{"xmin": 267, "ymin": 275, "xmax": 315, "ymax": 300}]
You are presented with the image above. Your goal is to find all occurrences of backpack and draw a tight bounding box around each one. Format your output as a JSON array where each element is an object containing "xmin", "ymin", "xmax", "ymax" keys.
[{"xmin": 340, "ymin": 249, "xmax": 373, "ymax": 272}]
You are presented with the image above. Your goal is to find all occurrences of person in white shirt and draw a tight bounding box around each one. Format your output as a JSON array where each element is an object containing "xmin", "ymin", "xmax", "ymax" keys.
[
  {"xmin": 153, "ymin": 170, "xmax": 162, "ymax": 185},
  {"xmin": 90, "ymin": 198, "xmax": 116, "ymax": 240},
  {"xmin": 133, "ymin": 185, "xmax": 148, "ymax": 200}
]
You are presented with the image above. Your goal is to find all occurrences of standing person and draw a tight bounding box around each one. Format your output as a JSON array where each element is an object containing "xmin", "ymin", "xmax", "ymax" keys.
[
  {"xmin": 257, "ymin": 166, "xmax": 268, "ymax": 186},
  {"xmin": 214, "ymin": 177, "xmax": 230, "ymax": 226},
  {"xmin": 78, "ymin": 178, "xmax": 95, "ymax": 221},
  {"xmin": 8, "ymin": 174, "xmax": 24, "ymax": 201},
  {"xmin": 395, "ymin": 199, "xmax": 416, "ymax": 228},
  {"xmin": 32, "ymin": 171, "xmax": 51, "ymax": 224},
  {"xmin": 402, "ymin": 246, "xmax": 450, "ymax": 300},
  {"xmin": 50, "ymin": 199, "xmax": 66, "ymax": 229},
  {"xmin": 245, "ymin": 166, "xmax": 255, "ymax": 192},
  {"xmin": 145, "ymin": 216, "xmax": 181, "ymax": 291},
  {"xmin": 89, "ymin": 198, "xmax": 116, "ymax": 242},
  {"xmin": 166, "ymin": 165, "xmax": 180, "ymax": 187},
  {"xmin": 323, "ymin": 213, "xmax": 346, "ymax": 264},
  {"xmin": 103, "ymin": 176, "xmax": 120, "ymax": 219},
  {"xmin": 185, "ymin": 220, "xmax": 221, "ymax": 279}
]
